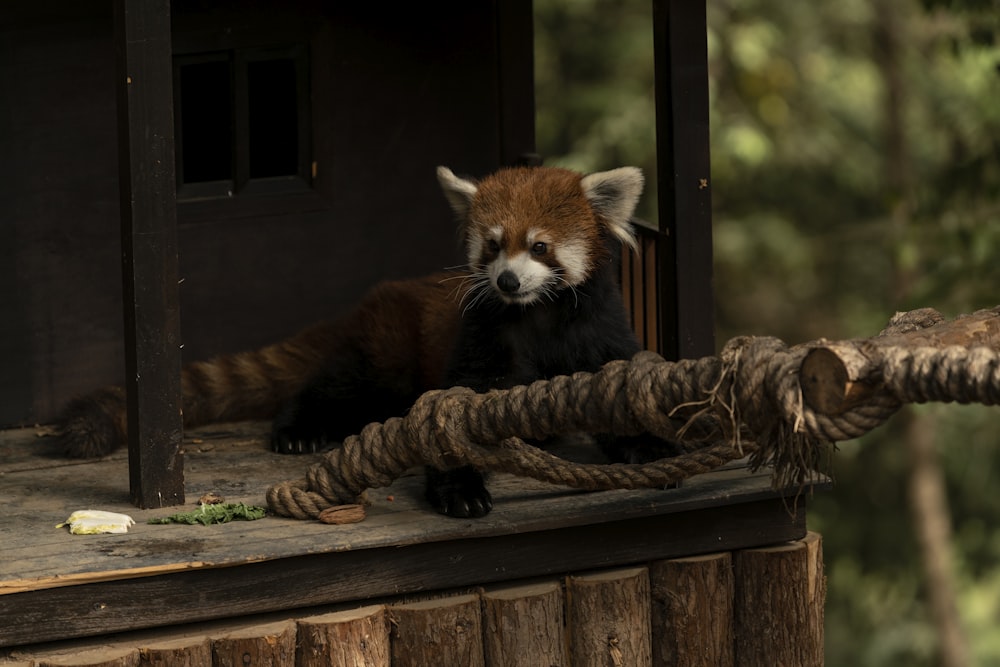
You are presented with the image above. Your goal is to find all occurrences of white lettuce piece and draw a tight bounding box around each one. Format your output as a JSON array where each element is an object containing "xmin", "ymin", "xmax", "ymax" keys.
[{"xmin": 57, "ymin": 510, "xmax": 136, "ymax": 535}]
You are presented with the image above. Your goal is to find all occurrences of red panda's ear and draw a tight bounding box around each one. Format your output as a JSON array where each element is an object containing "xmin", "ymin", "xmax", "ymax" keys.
[
  {"xmin": 436, "ymin": 166, "xmax": 478, "ymax": 222},
  {"xmin": 580, "ymin": 167, "xmax": 643, "ymax": 253}
]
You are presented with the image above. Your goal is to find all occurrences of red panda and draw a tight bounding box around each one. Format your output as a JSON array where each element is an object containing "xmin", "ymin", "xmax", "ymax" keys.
[{"xmin": 55, "ymin": 164, "xmax": 664, "ymax": 517}]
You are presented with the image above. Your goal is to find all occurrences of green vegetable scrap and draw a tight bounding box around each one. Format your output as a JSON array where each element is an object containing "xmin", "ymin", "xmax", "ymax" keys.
[{"xmin": 149, "ymin": 502, "xmax": 267, "ymax": 526}]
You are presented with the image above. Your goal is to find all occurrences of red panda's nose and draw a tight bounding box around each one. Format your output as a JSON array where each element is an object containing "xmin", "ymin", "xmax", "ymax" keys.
[{"xmin": 497, "ymin": 271, "xmax": 520, "ymax": 294}]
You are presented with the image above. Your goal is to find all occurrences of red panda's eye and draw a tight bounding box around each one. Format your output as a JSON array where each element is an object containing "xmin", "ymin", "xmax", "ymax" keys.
[
  {"xmin": 486, "ymin": 239, "xmax": 501, "ymax": 254},
  {"xmin": 531, "ymin": 242, "xmax": 547, "ymax": 256}
]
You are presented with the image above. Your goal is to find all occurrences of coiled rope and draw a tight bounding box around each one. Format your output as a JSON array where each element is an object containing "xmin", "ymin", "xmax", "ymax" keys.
[{"xmin": 266, "ymin": 307, "xmax": 1000, "ymax": 520}]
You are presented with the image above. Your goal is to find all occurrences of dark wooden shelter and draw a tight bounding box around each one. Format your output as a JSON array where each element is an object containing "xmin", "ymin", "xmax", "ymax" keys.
[
  {"xmin": 1, "ymin": 0, "xmax": 540, "ymax": 440},
  {"xmin": 0, "ymin": 1, "xmax": 824, "ymax": 664}
]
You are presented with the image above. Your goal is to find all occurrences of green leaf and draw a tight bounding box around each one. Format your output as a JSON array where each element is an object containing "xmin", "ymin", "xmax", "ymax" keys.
[{"xmin": 148, "ymin": 503, "xmax": 267, "ymax": 526}]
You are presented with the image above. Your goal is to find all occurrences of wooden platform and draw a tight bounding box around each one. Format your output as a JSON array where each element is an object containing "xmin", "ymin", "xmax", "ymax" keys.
[{"xmin": 0, "ymin": 422, "xmax": 820, "ymax": 650}]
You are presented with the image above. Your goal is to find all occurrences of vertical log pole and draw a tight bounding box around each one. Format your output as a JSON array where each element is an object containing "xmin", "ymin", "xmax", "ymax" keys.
[
  {"xmin": 139, "ymin": 637, "xmax": 213, "ymax": 666},
  {"xmin": 482, "ymin": 581, "xmax": 567, "ymax": 666},
  {"xmin": 297, "ymin": 605, "xmax": 390, "ymax": 667},
  {"xmin": 34, "ymin": 648, "xmax": 140, "ymax": 667},
  {"xmin": 389, "ymin": 594, "xmax": 485, "ymax": 667},
  {"xmin": 652, "ymin": 0, "xmax": 715, "ymax": 360},
  {"xmin": 113, "ymin": 0, "xmax": 185, "ymax": 508},
  {"xmin": 212, "ymin": 620, "xmax": 297, "ymax": 667},
  {"xmin": 734, "ymin": 532, "xmax": 826, "ymax": 666},
  {"xmin": 566, "ymin": 567, "xmax": 652, "ymax": 667},
  {"xmin": 650, "ymin": 552, "xmax": 735, "ymax": 667}
]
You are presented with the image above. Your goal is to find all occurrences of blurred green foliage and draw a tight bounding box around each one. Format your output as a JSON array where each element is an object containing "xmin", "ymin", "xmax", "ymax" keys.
[{"xmin": 535, "ymin": 0, "xmax": 1000, "ymax": 664}]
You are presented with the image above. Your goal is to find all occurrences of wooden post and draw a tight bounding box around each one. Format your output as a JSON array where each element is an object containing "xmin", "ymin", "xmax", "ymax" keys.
[
  {"xmin": 482, "ymin": 581, "xmax": 566, "ymax": 666},
  {"xmin": 650, "ymin": 552, "xmax": 734, "ymax": 667},
  {"xmin": 139, "ymin": 637, "xmax": 212, "ymax": 666},
  {"xmin": 297, "ymin": 605, "xmax": 390, "ymax": 667},
  {"xmin": 389, "ymin": 594, "xmax": 485, "ymax": 667},
  {"xmin": 652, "ymin": 0, "xmax": 715, "ymax": 360},
  {"xmin": 566, "ymin": 567, "xmax": 652, "ymax": 667},
  {"xmin": 113, "ymin": 0, "xmax": 185, "ymax": 508},
  {"xmin": 734, "ymin": 532, "xmax": 825, "ymax": 666},
  {"xmin": 495, "ymin": 0, "xmax": 536, "ymax": 166},
  {"xmin": 211, "ymin": 620, "xmax": 297, "ymax": 667}
]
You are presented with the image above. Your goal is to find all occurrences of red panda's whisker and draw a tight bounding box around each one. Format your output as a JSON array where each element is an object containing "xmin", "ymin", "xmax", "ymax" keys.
[
  {"xmin": 461, "ymin": 289, "xmax": 491, "ymax": 316},
  {"xmin": 458, "ymin": 277, "xmax": 492, "ymax": 314},
  {"xmin": 550, "ymin": 272, "xmax": 582, "ymax": 308},
  {"xmin": 446, "ymin": 275, "xmax": 479, "ymax": 303},
  {"xmin": 441, "ymin": 267, "xmax": 488, "ymax": 303}
]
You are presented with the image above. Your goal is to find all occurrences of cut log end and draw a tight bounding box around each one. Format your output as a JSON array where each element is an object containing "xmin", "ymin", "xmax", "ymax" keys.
[{"xmin": 800, "ymin": 346, "xmax": 879, "ymax": 415}]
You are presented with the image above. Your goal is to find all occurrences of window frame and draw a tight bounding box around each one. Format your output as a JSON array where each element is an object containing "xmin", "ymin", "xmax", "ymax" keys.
[{"xmin": 173, "ymin": 44, "xmax": 312, "ymax": 203}]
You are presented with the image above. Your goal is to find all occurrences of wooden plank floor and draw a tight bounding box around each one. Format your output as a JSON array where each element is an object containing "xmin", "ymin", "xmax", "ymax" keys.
[{"xmin": 0, "ymin": 422, "xmax": 820, "ymax": 648}]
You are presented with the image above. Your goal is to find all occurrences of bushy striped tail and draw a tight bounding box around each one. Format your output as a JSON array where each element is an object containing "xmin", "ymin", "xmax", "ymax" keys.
[
  {"xmin": 55, "ymin": 321, "xmax": 338, "ymax": 458},
  {"xmin": 55, "ymin": 386, "xmax": 129, "ymax": 458}
]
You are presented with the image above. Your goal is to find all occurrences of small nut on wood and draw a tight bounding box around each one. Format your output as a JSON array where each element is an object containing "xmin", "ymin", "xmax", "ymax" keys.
[
  {"xmin": 198, "ymin": 492, "xmax": 225, "ymax": 505},
  {"xmin": 317, "ymin": 504, "xmax": 366, "ymax": 524}
]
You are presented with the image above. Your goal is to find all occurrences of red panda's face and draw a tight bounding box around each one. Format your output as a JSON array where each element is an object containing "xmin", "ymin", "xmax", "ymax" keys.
[
  {"xmin": 437, "ymin": 165, "xmax": 643, "ymax": 307},
  {"xmin": 466, "ymin": 170, "xmax": 600, "ymax": 305},
  {"xmin": 468, "ymin": 222, "xmax": 585, "ymax": 305}
]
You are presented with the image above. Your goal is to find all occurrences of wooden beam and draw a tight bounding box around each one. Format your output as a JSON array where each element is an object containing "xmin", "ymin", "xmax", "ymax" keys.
[
  {"xmin": 801, "ymin": 306, "xmax": 1000, "ymax": 415},
  {"xmin": 0, "ymin": 497, "xmax": 807, "ymax": 646},
  {"xmin": 652, "ymin": 0, "xmax": 715, "ymax": 360},
  {"xmin": 113, "ymin": 0, "xmax": 185, "ymax": 508}
]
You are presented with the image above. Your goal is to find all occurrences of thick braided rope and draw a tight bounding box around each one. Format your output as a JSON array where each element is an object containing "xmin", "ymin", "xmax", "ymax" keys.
[
  {"xmin": 266, "ymin": 336, "xmax": 1000, "ymax": 520},
  {"xmin": 718, "ymin": 337, "xmax": 894, "ymax": 442},
  {"xmin": 267, "ymin": 352, "xmax": 744, "ymax": 519},
  {"xmin": 881, "ymin": 346, "xmax": 1000, "ymax": 406},
  {"xmin": 765, "ymin": 345, "xmax": 1000, "ymax": 443}
]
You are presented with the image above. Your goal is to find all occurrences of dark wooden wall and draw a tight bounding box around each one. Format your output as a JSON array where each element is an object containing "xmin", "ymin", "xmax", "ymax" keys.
[{"xmin": 0, "ymin": 0, "xmax": 534, "ymax": 428}]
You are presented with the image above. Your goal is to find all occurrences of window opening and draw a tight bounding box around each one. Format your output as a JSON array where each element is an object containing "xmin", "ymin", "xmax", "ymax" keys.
[
  {"xmin": 247, "ymin": 58, "xmax": 299, "ymax": 179},
  {"xmin": 176, "ymin": 56, "xmax": 233, "ymax": 186},
  {"xmin": 174, "ymin": 45, "xmax": 309, "ymax": 200}
]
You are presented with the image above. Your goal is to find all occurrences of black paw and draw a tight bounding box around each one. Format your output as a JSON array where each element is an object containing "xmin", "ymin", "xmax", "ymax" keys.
[
  {"xmin": 599, "ymin": 434, "xmax": 685, "ymax": 464},
  {"xmin": 600, "ymin": 434, "xmax": 686, "ymax": 489},
  {"xmin": 271, "ymin": 400, "xmax": 338, "ymax": 454},
  {"xmin": 269, "ymin": 413, "xmax": 328, "ymax": 455},
  {"xmin": 424, "ymin": 466, "xmax": 493, "ymax": 518},
  {"xmin": 270, "ymin": 429, "xmax": 326, "ymax": 454}
]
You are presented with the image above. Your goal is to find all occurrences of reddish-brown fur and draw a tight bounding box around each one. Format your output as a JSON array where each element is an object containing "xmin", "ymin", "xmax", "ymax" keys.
[
  {"xmin": 56, "ymin": 272, "xmax": 464, "ymax": 458},
  {"xmin": 54, "ymin": 164, "xmax": 642, "ymax": 462},
  {"xmin": 471, "ymin": 167, "xmax": 605, "ymax": 258}
]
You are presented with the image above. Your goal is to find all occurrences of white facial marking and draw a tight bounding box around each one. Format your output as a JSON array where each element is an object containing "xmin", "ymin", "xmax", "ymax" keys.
[
  {"xmin": 489, "ymin": 250, "xmax": 554, "ymax": 305},
  {"xmin": 552, "ymin": 238, "xmax": 590, "ymax": 285},
  {"xmin": 525, "ymin": 227, "xmax": 545, "ymax": 245},
  {"xmin": 465, "ymin": 227, "xmax": 485, "ymax": 266}
]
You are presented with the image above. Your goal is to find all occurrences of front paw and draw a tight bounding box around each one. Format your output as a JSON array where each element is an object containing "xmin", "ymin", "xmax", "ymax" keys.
[
  {"xmin": 424, "ymin": 466, "xmax": 493, "ymax": 518},
  {"xmin": 600, "ymin": 434, "xmax": 686, "ymax": 489},
  {"xmin": 269, "ymin": 411, "xmax": 328, "ymax": 455},
  {"xmin": 600, "ymin": 434, "xmax": 685, "ymax": 464}
]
